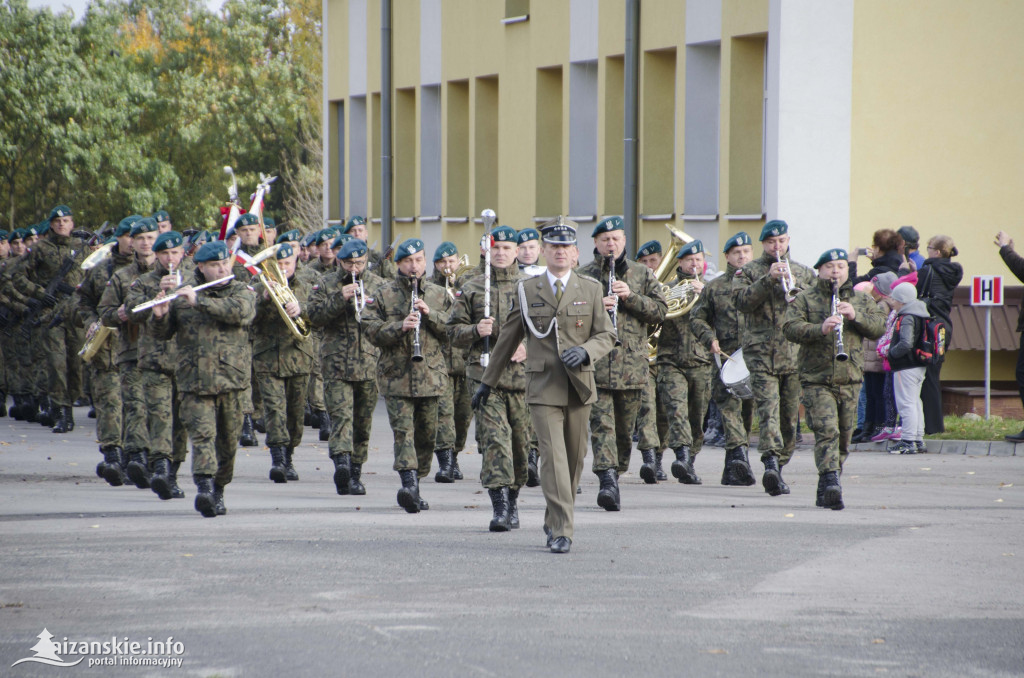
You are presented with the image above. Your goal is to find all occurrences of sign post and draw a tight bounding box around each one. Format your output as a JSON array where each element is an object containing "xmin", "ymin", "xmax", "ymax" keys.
[{"xmin": 970, "ymin": 276, "xmax": 1003, "ymax": 419}]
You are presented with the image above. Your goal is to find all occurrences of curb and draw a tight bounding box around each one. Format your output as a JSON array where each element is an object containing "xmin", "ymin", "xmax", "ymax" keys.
[{"xmin": 851, "ymin": 439, "xmax": 1021, "ymax": 456}]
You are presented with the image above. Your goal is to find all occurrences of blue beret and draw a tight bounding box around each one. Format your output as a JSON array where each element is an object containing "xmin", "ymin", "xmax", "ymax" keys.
[
  {"xmin": 235, "ymin": 213, "xmax": 259, "ymax": 228},
  {"xmin": 315, "ymin": 228, "xmax": 337, "ymax": 245},
  {"xmin": 433, "ymin": 241, "xmax": 457, "ymax": 261},
  {"xmin": 276, "ymin": 242, "xmax": 296, "ymax": 260},
  {"xmin": 152, "ymin": 210, "xmax": 171, "ymax": 223},
  {"xmin": 153, "ymin": 231, "xmax": 184, "ymax": 252},
  {"xmin": 636, "ymin": 240, "xmax": 662, "ymax": 258},
  {"xmin": 814, "ymin": 248, "xmax": 849, "ymax": 269},
  {"xmin": 677, "ymin": 239, "xmax": 705, "ymax": 258},
  {"xmin": 300, "ymin": 232, "xmax": 317, "ymax": 248},
  {"xmin": 491, "ymin": 225, "xmax": 517, "ymax": 243},
  {"xmin": 723, "ymin": 232, "xmax": 753, "ymax": 253},
  {"xmin": 194, "ymin": 240, "xmax": 230, "ymax": 263},
  {"xmin": 592, "ymin": 215, "xmax": 624, "ymax": 237},
  {"xmin": 115, "ymin": 215, "xmax": 142, "ymax": 237},
  {"xmin": 9, "ymin": 229, "xmax": 24, "ymax": 241},
  {"xmin": 394, "ymin": 238, "xmax": 425, "ymax": 262},
  {"xmin": 262, "ymin": 216, "xmax": 275, "ymax": 229},
  {"xmin": 49, "ymin": 204, "xmax": 72, "ymax": 220},
  {"xmin": 26, "ymin": 224, "xmax": 41, "ymax": 237},
  {"xmin": 338, "ymin": 238, "xmax": 368, "ymax": 260},
  {"xmin": 344, "ymin": 216, "xmax": 366, "ymax": 233},
  {"xmin": 276, "ymin": 229, "xmax": 301, "ymax": 244},
  {"xmin": 332, "ymin": 233, "xmax": 353, "ymax": 249},
  {"xmin": 517, "ymin": 228, "xmax": 540, "ymax": 244},
  {"xmin": 130, "ymin": 217, "xmax": 159, "ymax": 237},
  {"xmin": 0, "ymin": 230, "xmax": 8, "ymax": 241},
  {"xmin": 760, "ymin": 220, "xmax": 788, "ymax": 241},
  {"xmin": 541, "ymin": 222, "xmax": 576, "ymax": 244}
]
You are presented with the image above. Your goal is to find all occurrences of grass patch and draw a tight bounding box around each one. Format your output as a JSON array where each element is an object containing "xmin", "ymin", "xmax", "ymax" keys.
[{"xmin": 926, "ymin": 415, "xmax": 1023, "ymax": 441}]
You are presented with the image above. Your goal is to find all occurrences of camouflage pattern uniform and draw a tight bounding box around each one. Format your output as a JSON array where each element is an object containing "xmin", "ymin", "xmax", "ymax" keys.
[
  {"xmin": 149, "ymin": 272, "xmax": 256, "ymax": 486},
  {"xmin": 431, "ymin": 267, "xmax": 471, "ymax": 461},
  {"xmin": 578, "ymin": 255, "xmax": 667, "ymax": 474},
  {"xmin": 367, "ymin": 248, "xmax": 396, "ymax": 279},
  {"xmin": 1, "ymin": 255, "xmax": 32, "ymax": 404},
  {"xmin": 783, "ymin": 277, "xmax": 885, "ymax": 475},
  {"xmin": 362, "ymin": 275, "xmax": 450, "ymax": 476},
  {"xmin": 732, "ymin": 250, "xmax": 815, "ymax": 467},
  {"xmin": 447, "ymin": 265, "xmax": 529, "ymax": 489},
  {"xmin": 295, "ymin": 260, "xmax": 326, "ymax": 415},
  {"xmin": 656, "ymin": 271, "xmax": 713, "ymax": 456},
  {"xmin": 692, "ymin": 263, "xmax": 756, "ymax": 452},
  {"xmin": 307, "ymin": 269, "xmax": 385, "ymax": 465}
]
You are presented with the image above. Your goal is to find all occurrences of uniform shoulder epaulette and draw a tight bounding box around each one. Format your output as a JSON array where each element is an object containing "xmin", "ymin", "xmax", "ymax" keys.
[{"xmin": 576, "ymin": 273, "xmax": 600, "ymax": 285}]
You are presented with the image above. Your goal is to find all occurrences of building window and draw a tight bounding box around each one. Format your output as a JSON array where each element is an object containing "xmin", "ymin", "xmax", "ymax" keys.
[
  {"xmin": 446, "ymin": 80, "xmax": 469, "ymax": 217},
  {"xmin": 642, "ymin": 48, "xmax": 676, "ymax": 217},
  {"xmin": 349, "ymin": 96, "xmax": 367, "ymax": 219},
  {"xmin": 475, "ymin": 75, "xmax": 499, "ymax": 215},
  {"xmin": 505, "ymin": 0, "xmax": 529, "ymax": 21},
  {"xmin": 329, "ymin": 100, "xmax": 345, "ymax": 222},
  {"xmin": 395, "ymin": 87, "xmax": 416, "ymax": 218},
  {"xmin": 536, "ymin": 66, "xmax": 563, "ymax": 217},
  {"xmin": 569, "ymin": 61, "xmax": 598, "ymax": 221},
  {"xmin": 371, "ymin": 92, "xmax": 381, "ymax": 219},
  {"xmin": 728, "ymin": 35, "xmax": 767, "ymax": 216},
  {"xmin": 683, "ymin": 43, "xmax": 720, "ymax": 218},
  {"xmin": 421, "ymin": 85, "xmax": 442, "ymax": 218},
  {"xmin": 604, "ymin": 55, "xmax": 624, "ymax": 216}
]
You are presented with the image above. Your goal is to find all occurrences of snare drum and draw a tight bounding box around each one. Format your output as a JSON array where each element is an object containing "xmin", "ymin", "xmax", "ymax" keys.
[{"xmin": 717, "ymin": 348, "xmax": 754, "ymax": 400}]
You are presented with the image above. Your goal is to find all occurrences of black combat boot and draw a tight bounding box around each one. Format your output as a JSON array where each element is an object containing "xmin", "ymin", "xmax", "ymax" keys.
[
  {"xmin": 87, "ymin": 396, "xmax": 96, "ymax": 419},
  {"xmin": 0, "ymin": 392, "xmax": 6, "ymax": 418},
  {"xmin": 52, "ymin": 406, "xmax": 74, "ymax": 433},
  {"xmin": 37, "ymin": 399, "xmax": 55, "ymax": 427},
  {"xmin": 102, "ymin": 447, "xmax": 127, "ymax": 487},
  {"xmin": 396, "ymin": 469, "xmax": 421, "ymax": 513},
  {"xmin": 451, "ymin": 452, "xmax": 463, "ymax": 480},
  {"xmin": 239, "ymin": 414, "xmax": 257, "ymax": 447},
  {"xmin": 727, "ymin": 446, "xmax": 757, "ymax": 486},
  {"xmin": 671, "ymin": 446, "xmax": 701, "ymax": 485},
  {"xmin": 596, "ymin": 468, "xmax": 621, "ymax": 511},
  {"xmin": 349, "ymin": 462, "xmax": 366, "ymax": 495},
  {"xmin": 194, "ymin": 476, "xmax": 217, "ymax": 517},
  {"xmin": 252, "ymin": 417, "xmax": 266, "ymax": 433},
  {"xmin": 168, "ymin": 462, "xmax": 185, "ymax": 498},
  {"xmin": 762, "ymin": 455, "xmax": 785, "ymax": 496},
  {"xmin": 526, "ymin": 449, "xmax": 540, "ymax": 487},
  {"xmin": 319, "ymin": 410, "xmax": 332, "ymax": 442},
  {"xmin": 150, "ymin": 458, "xmax": 174, "ymax": 500},
  {"xmin": 654, "ymin": 451, "xmax": 667, "ymax": 480},
  {"xmin": 434, "ymin": 449, "xmax": 454, "ymax": 483},
  {"xmin": 10, "ymin": 395, "xmax": 23, "ymax": 420},
  {"xmin": 508, "ymin": 487, "xmax": 520, "ymax": 529},
  {"xmin": 303, "ymin": 402, "xmax": 312, "ymax": 426},
  {"xmin": 284, "ymin": 446, "xmax": 299, "ymax": 481},
  {"xmin": 268, "ymin": 447, "xmax": 288, "ymax": 483},
  {"xmin": 126, "ymin": 450, "xmax": 151, "ymax": 489},
  {"xmin": 820, "ymin": 471, "xmax": 843, "ymax": 510},
  {"xmin": 815, "ymin": 473, "xmax": 826, "ymax": 507},
  {"xmin": 309, "ymin": 409, "xmax": 323, "ymax": 429},
  {"xmin": 488, "ymin": 487, "xmax": 512, "ymax": 531},
  {"xmin": 639, "ymin": 449, "xmax": 658, "ymax": 484},
  {"xmin": 23, "ymin": 395, "xmax": 39, "ymax": 423},
  {"xmin": 213, "ymin": 483, "xmax": 227, "ymax": 515},
  {"xmin": 332, "ymin": 453, "xmax": 351, "ymax": 495},
  {"xmin": 704, "ymin": 402, "xmax": 725, "ymax": 447},
  {"xmin": 95, "ymin": 445, "xmax": 109, "ymax": 478}
]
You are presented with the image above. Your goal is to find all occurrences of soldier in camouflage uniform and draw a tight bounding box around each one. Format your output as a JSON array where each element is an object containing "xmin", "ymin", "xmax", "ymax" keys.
[
  {"xmin": 732, "ymin": 220, "xmax": 816, "ymax": 496},
  {"xmin": 657, "ymin": 240, "xmax": 713, "ymax": 485},
  {"xmin": 99, "ymin": 217, "xmax": 158, "ymax": 489},
  {"xmin": 149, "ymin": 240, "xmax": 256, "ymax": 517},
  {"xmin": 14, "ymin": 206, "xmax": 88, "ymax": 433},
  {"xmin": 1, "ymin": 230, "xmax": 32, "ymax": 418},
  {"xmin": 250, "ymin": 243, "xmax": 314, "ymax": 483},
  {"xmin": 230, "ymin": 213, "xmax": 263, "ymax": 447},
  {"xmin": 76, "ymin": 218, "xmax": 136, "ymax": 485},
  {"xmin": 691, "ymin": 232, "xmax": 758, "ymax": 486},
  {"xmin": 345, "ymin": 216, "xmax": 396, "ymax": 280},
  {"xmin": 783, "ymin": 249, "xmax": 885, "ymax": 509},
  {"xmin": 430, "ymin": 241, "xmax": 470, "ymax": 482},
  {"xmin": 633, "ymin": 239, "xmax": 669, "ymax": 480},
  {"xmin": 124, "ymin": 230, "xmax": 191, "ymax": 500},
  {"xmin": 363, "ymin": 238, "xmax": 450, "ymax": 514},
  {"xmin": 448, "ymin": 226, "xmax": 530, "ymax": 531},
  {"xmin": 308, "ymin": 238, "xmax": 383, "ymax": 496},
  {"xmin": 578, "ymin": 217, "xmax": 667, "ymax": 508}
]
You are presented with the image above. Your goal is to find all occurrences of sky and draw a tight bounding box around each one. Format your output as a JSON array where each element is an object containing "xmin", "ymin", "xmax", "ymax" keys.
[{"xmin": 27, "ymin": 0, "xmax": 223, "ymax": 21}]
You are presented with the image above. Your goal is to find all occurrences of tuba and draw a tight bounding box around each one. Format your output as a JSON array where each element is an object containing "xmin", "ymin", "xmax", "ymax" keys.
[
  {"xmin": 443, "ymin": 253, "xmax": 471, "ymax": 300},
  {"xmin": 78, "ymin": 321, "xmax": 117, "ymax": 363},
  {"xmin": 81, "ymin": 241, "xmax": 116, "ymax": 271},
  {"xmin": 648, "ymin": 225, "xmax": 699, "ymax": 360}
]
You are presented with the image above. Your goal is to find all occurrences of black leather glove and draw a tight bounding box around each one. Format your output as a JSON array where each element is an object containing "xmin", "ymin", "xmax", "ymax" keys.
[
  {"xmin": 471, "ymin": 383, "xmax": 491, "ymax": 410},
  {"xmin": 25, "ymin": 298, "xmax": 42, "ymax": 314},
  {"xmin": 561, "ymin": 346, "xmax": 589, "ymax": 369},
  {"xmin": 41, "ymin": 292, "xmax": 59, "ymax": 308},
  {"xmin": 56, "ymin": 281, "xmax": 75, "ymax": 296}
]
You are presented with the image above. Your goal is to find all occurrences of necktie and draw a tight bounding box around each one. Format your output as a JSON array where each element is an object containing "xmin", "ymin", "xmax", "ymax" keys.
[{"xmin": 554, "ymin": 279, "xmax": 563, "ymax": 304}]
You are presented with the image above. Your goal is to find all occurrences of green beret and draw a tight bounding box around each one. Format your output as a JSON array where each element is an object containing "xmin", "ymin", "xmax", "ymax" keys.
[
  {"xmin": 491, "ymin": 225, "xmax": 517, "ymax": 243},
  {"xmin": 235, "ymin": 213, "xmax": 259, "ymax": 228},
  {"xmin": 276, "ymin": 242, "xmax": 295, "ymax": 259},
  {"xmin": 759, "ymin": 220, "xmax": 788, "ymax": 241},
  {"xmin": 517, "ymin": 228, "xmax": 540, "ymax": 244},
  {"xmin": 130, "ymin": 217, "xmax": 158, "ymax": 237},
  {"xmin": 814, "ymin": 248, "xmax": 848, "ymax": 269},
  {"xmin": 153, "ymin": 231, "xmax": 184, "ymax": 252},
  {"xmin": 36, "ymin": 222, "xmax": 49, "ymax": 235},
  {"xmin": 300, "ymin": 232, "xmax": 317, "ymax": 248},
  {"xmin": 194, "ymin": 240, "xmax": 230, "ymax": 263},
  {"xmin": 0, "ymin": 230, "xmax": 8, "ymax": 241},
  {"xmin": 189, "ymin": 230, "xmax": 211, "ymax": 247},
  {"xmin": 314, "ymin": 228, "xmax": 337, "ymax": 245},
  {"xmin": 344, "ymin": 216, "xmax": 366, "ymax": 233},
  {"xmin": 49, "ymin": 204, "xmax": 72, "ymax": 221},
  {"xmin": 677, "ymin": 239, "xmax": 704, "ymax": 258},
  {"xmin": 115, "ymin": 215, "xmax": 142, "ymax": 237},
  {"xmin": 636, "ymin": 240, "xmax": 662, "ymax": 258},
  {"xmin": 394, "ymin": 238, "xmax": 424, "ymax": 262},
  {"xmin": 433, "ymin": 241, "xmax": 457, "ymax": 261},
  {"xmin": 276, "ymin": 229, "xmax": 301, "ymax": 244},
  {"xmin": 332, "ymin": 233, "xmax": 353, "ymax": 249},
  {"xmin": 262, "ymin": 216, "xmax": 275, "ymax": 229},
  {"xmin": 723, "ymin": 232, "xmax": 752, "ymax": 253},
  {"xmin": 9, "ymin": 228, "xmax": 24, "ymax": 242},
  {"xmin": 592, "ymin": 215, "xmax": 624, "ymax": 237},
  {"xmin": 152, "ymin": 210, "xmax": 171, "ymax": 223},
  {"xmin": 338, "ymin": 239, "xmax": 368, "ymax": 260}
]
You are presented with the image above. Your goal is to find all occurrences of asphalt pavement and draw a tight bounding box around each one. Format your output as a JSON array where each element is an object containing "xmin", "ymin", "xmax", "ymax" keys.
[{"xmin": 1, "ymin": 400, "xmax": 1022, "ymax": 677}]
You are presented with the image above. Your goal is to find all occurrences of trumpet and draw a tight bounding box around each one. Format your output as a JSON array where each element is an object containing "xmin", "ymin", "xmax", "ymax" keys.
[
  {"xmin": 410, "ymin": 277, "xmax": 424, "ymax": 363},
  {"xmin": 607, "ymin": 255, "xmax": 622, "ymax": 347},
  {"xmin": 777, "ymin": 251, "xmax": 798, "ymax": 303},
  {"xmin": 350, "ymin": 271, "xmax": 366, "ymax": 323},
  {"xmin": 831, "ymin": 279, "xmax": 849, "ymax": 362}
]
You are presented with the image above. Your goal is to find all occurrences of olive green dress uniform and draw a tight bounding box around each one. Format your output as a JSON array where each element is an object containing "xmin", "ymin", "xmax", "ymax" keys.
[
  {"xmin": 732, "ymin": 244, "xmax": 815, "ymax": 474},
  {"xmin": 481, "ymin": 267, "xmax": 616, "ymax": 544},
  {"xmin": 577, "ymin": 253, "xmax": 667, "ymax": 479},
  {"xmin": 448, "ymin": 264, "xmax": 530, "ymax": 491},
  {"xmin": 783, "ymin": 266, "xmax": 885, "ymax": 505}
]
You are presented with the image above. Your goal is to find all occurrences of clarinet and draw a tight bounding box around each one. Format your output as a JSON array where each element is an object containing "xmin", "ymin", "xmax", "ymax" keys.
[
  {"xmin": 831, "ymin": 279, "xmax": 849, "ymax": 362},
  {"xmin": 411, "ymin": 277, "xmax": 424, "ymax": 363},
  {"xmin": 608, "ymin": 255, "xmax": 622, "ymax": 347}
]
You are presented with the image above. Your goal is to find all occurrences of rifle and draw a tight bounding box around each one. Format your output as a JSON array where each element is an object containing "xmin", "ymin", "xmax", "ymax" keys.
[{"xmin": 23, "ymin": 250, "xmax": 79, "ymax": 333}]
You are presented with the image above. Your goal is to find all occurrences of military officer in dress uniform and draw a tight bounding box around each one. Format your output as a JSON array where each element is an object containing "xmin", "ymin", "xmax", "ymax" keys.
[{"xmin": 476, "ymin": 220, "xmax": 615, "ymax": 554}]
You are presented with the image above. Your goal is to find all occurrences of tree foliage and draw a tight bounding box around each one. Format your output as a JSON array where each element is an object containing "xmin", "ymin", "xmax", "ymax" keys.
[{"xmin": 0, "ymin": 0, "xmax": 322, "ymax": 232}]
